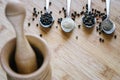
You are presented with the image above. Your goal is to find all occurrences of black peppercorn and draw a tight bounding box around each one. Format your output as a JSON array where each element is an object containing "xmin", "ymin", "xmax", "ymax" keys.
[
  {"xmin": 36, "ymin": 24, "xmax": 39, "ymax": 27},
  {"xmin": 114, "ymin": 35, "xmax": 117, "ymax": 39},
  {"xmin": 62, "ymin": 7, "xmax": 64, "ymax": 11},
  {"xmin": 99, "ymin": 32, "xmax": 101, "ymax": 35},
  {"xmin": 50, "ymin": 11, "xmax": 52, "ymax": 14},
  {"xmin": 33, "ymin": 8, "xmax": 36, "ymax": 11},
  {"xmin": 49, "ymin": 2, "xmax": 52, "ymax": 6},
  {"xmin": 59, "ymin": 10, "xmax": 61, "ymax": 14},
  {"xmin": 77, "ymin": 14, "xmax": 80, "ymax": 17},
  {"xmin": 92, "ymin": 8, "xmax": 94, "ymax": 12},
  {"xmin": 104, "ymin": 8, "xmax": 106, "ymax": 12},
  {"xmin": 72, "ymin": 18, "xmax": 75, "ymax": 21},
  {"xmin": 44, "ymin": 6, "xmax": 46, "ymax": 10},
  {"xmin": 78, "ymin": 25, "xmax": 81, "ymax": 29},
  {"xmin": 102, "ymin": 39, "xmax": 104, "ymax": 43},
  {"xmin": 80, "ymin": 11, "xmax": 84, "ymax": 15},
  {"xmin": 86, "ymin": 4, "xmax": 88, "ymax": 10},
  {"xmin": 99, "ymin": 38, "xmax": 102, "ymax": 42},
  {"xmin": 32, "ymin": 18, "xmax": 35, "ymax": 21},
  {"xmin": 35, "ymin": 14, "xmax": 38, "ymax": 17},
  {"xmin": 83, "ymin": 7, "xmax": 85, "ymax": 9},
  {"xmin": 40, "ymin": 11, "xmax": 43, "ymax": 14},
  {"xmin": 38, "ymin": 12, "xmax": 39, "ymax": 14},
  {"xmin": 33, "ymin": 13, "xmax": 35, "ymax": 16},
  {"xmin": 40, "ymin": 34, "xmax": 42, "ymax": 37},
  {"xmin": 76, "ymin": 36, "xmax": 78, "ymax": 40},
  {"xmin": 57, "ymin": 18, "xmax": 62, "ymax": 24},
  {"xmin": 28, "ymin": 23, "xmax": 30, "ymax": 27},
  {"xmin": 56, "ymin": 26, "xmax": 58, "ymax": 28},
  {"xmin": 74, "ymin": 11, "xmax": 77, "ymax": 15}
]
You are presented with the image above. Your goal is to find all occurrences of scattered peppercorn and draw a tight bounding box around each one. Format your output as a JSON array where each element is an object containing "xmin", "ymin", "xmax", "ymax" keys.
[
  {"xmin": 96, "ymin": 27, "xmax": 99, "ymax": 32},
  {"xmin": 40, "ymin": 11, "xmax": 43, "ymax": 14},
  {"xmin": 49, "ymin": 2, "xmax": 52, "ymax": 6},
  {"xmin": 76, "ymin": 36, "xmax": 78, "ymax": 40},
  {"xmin": 62, "ymin": 7, "xmax": 64, "ymax": 11},
  {"xmin": 28, "ymin": 23, "xmax": 30, "ymax": 27},
  {"xmin": 102, "ymin": 39, "xmax": 104, "ymax": 43},
  {"xmin": 72, "ymin": 17, "xmax": 75, "ymax": 21},
  {"xmin": 99, "ymin": 38, "xmax": 102, "ymax": 42},
  {"xmin": 56, "ymin": 26, "xmax": 58, "ymax": 28},
  {"xmin": 33, "ymin": 13, "xmax": 35, "ymax": 16},
  {"xmin": 92, "ymin": 8, "xmax": 94, "ymax": 12},
  {"xmin": 44, "ymin": 6, "xmax": 46, "ymax": 10},
  {"xmin": 104, "ymin": 8, "xmax": 106, "ymax": 12},
  {"xmin": 57, "ymin": 18, "xmax": 62, "ymax": 24},
  {"xmin": 33, "ymin": 8, "xmax": 36, "ymax": 11},
  {"xmin": 35, "ymin": 14, "xmax": 38, "ymax": 17},
  {"xmin": 40, "ymin": 34, "xmax": 42, "ymax": 37},
  {"xmin": 99, "ymin": 32, "xmax": 101, "ymax": 35},
  {"xmin": 77, "ymin": 14, "xmax": 80, "ymax": 17},
  {"xmin": 38, "ymin": 12, "xmax": 39, "ymax": 14},
  {"xmin": 114, "ymin": 35, "xmax": 117, "ymax": 39},
  {"xmin": 74, "ymin": 11, "xmax": 77, "ymax": 15},
  {"xmin": 102, "ymin": 14, "xmax": 107, "ymax": 21},
  {"xmin": 50, "ymin": 11, "xmax": 52, "ymax": 14},
  {"xmin": 32, "ymin": 18, "xmax": 35, "ymax": 21},
  {"xmin": 59, "ymin": 10, "xmax": 61, "ymax": 14},
  {"xmin": 36, "ymin": 24, "xmax": 39, "ymax": 27},
  {"xmin": 78, "ymin": 25, "xmax": 81, "ymax": 29},
  {"xmin": 80, "ymin": 11, "xmax": 84, "ymax": 15},
  {"xmin": 83, "ymin": 7, "xmax": 85, "ymax": 9}
]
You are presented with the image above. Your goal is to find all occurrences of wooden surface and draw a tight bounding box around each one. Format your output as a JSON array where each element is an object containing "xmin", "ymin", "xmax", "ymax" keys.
[{"xmin": 0, "ymin": 0, "xmax": 120, "ymax": 80}]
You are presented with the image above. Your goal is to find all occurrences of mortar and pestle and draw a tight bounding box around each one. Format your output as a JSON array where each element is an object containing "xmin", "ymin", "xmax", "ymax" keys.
[{"xmin": 0, "ymin": 0, "xmax": 51, "ymax": 80}]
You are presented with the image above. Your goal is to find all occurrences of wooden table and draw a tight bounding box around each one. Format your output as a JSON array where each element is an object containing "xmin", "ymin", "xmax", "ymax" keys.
[{"xmin": 0, "ymin": 0, "xmax": 120, "ymax": 80}]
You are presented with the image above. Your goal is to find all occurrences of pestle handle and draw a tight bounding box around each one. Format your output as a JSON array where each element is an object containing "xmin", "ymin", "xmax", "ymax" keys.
[{"xmin": 6, "ymin": 1, "xmax": 38, "ymax": 74}]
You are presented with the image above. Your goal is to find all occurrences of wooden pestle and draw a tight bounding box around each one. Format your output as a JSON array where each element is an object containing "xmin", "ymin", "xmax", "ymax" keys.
[{"xmin": 5, "ymin": 0, "xmax": 38, "ymax": 74}]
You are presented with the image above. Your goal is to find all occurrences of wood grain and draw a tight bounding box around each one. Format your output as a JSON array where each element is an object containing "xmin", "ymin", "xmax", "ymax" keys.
[{"xmin": 0, "ymin": 0, "xmax": 120, "ymax": 80}]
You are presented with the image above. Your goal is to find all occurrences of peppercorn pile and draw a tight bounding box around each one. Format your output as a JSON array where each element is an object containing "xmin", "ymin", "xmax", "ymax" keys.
[
  {"xmin": 40, "ymin": 12, "xmax": 53, "ymax": 26},
  {"xmin": 83, "ymin": 12, "xmax": 95, "ymax": 26}
]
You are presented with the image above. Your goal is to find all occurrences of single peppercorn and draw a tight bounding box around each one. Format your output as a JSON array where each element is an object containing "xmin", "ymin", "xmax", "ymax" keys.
[
  {"xmin": 80, "ymin": 11, "xmax": 84, "ymax": 15},
  {"xmin": 49, "ymin": 2, "xmax": 52, "ymax": 6},
  {"xmin": 99, "ymin": 32, "xmax": 102, "ymax": 35},
  {"xmin": 78, "ymin": 25, "xmax": 81, "ymax": 29},
  {"xmin": 59, "ymin": 10, "xmax": 61, "ymax": 14},
  {"xmin": 114, "ymin": 35, "xmax": 117, "ymax": 39},
  {"xmin": 62, "ymin": 7, "xmax": 64, "ymax": 11},
  {"xmin": 36, "ymin": 24, "xmax": 39, "ymax": 27},
  {"xmin": 76, "ymin": 36, "xmax": 78, "ymax": 40},
  {"xmin": 99, "ymin": 38, "xmax": 102, "ymax": 42},
  {"xmin": 44, "ymin": 6, "xmax": 46, "ymax": 10},
  {"xmin": 28, "ymin": 23, "xmax": 30, "ymax": 27},
  {"xmin": 83, "ymin": 7, "xmax": 85, "ymax": 9},
  {"xmin": 38, "ymin": 12, "xmax": 39, "ymax": 14},
  {"xmin": 32, "ymin": 18, "xmax": 35, "ymax": 21},
  {"xmin": 40, "ymin": 34, "xmax": 42, "ymax": 37},
  {"xmin": 56, "ymin": 26, "xmax": 58, "ymax": 28},
  {"xmin": 33, "ymin": 7, "xmax": 36, "ymax": 11},
  {"xmin": 50, "ymin": 11, "xmax": 52, "ymax": 14},
  {"xmin": 102, "ymin": 39, "xmax": 104, "ymax": 43},
  {"xmin": 40, "ymin": 11, "xmax": 43, "ymax": 14}
]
